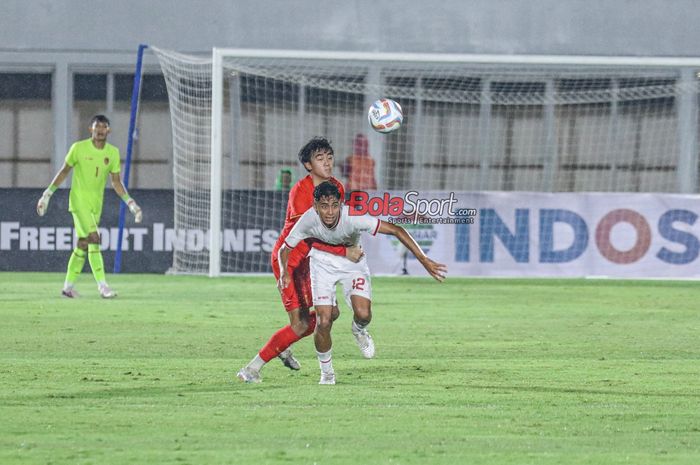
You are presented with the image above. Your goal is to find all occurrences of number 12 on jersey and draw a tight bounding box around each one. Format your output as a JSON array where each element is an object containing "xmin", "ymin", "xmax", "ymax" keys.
[{"xmin": 352, "ymin": 277, "xmax": 365, "ymax": 291}]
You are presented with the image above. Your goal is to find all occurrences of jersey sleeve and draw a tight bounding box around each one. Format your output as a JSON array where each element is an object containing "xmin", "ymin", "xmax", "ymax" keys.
[
  {"xmin": 284, "ymin": 210, "xmax": 313, "ymax": 248},
  {"xmin": 109, "ymin": 147, "xmax": 121, "ymax": 174},
  {"xmin": 352, "ymin": 214, "xmax": 382, "ymax": 236},
  {"xmin": 308, "ymin": 240, "xmax": 347, "ymax": 256},
  {"xmin": 65, "ymin": 143, "xmax": 78, "ymax": 167}
]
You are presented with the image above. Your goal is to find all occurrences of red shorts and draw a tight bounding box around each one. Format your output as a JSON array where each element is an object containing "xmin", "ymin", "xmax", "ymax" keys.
[{"xmin": 271, "ymin": 249, "xmax": 313, "ymax": 312}]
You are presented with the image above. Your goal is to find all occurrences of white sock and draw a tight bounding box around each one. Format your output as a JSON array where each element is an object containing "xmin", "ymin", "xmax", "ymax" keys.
[
  {"xmin": 317, "ymin": 349, "xmax": 334, "ymax": 374},
  {"xmin": 247, "ymin": 354, "xmax": 265, "ymax": 372},
  {"xmin": 352, "ymin": 320, "xmax": 367, "ymax": 334},
  {"xmin": 64, "ymin": 281, "xmax": 74, "ymax": 290}
]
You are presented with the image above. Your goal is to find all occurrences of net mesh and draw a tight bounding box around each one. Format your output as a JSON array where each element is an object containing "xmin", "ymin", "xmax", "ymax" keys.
[{"xmin": 152, "ymin": 47, "xmax": 699, "ymax": 274}]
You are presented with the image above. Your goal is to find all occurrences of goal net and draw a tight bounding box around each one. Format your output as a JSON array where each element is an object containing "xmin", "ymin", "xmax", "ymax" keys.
[{"xmin": 152, "ymin": 47, "xmax": 699, "ymax": 276}]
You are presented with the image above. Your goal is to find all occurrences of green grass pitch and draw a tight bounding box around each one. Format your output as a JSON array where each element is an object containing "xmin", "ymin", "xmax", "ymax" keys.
[{"xmin": 1, "ymin": 272, "xmax": 699, "ymax": 464}]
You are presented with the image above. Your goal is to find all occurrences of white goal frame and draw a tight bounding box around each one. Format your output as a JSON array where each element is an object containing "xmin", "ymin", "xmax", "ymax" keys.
[{"xmin": 208, "ymin": 48, "xmax": 700, "ymax": 277}]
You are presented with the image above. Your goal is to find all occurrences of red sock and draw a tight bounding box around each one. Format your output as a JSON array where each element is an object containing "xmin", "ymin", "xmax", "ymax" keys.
[
  {"xmin": 259, "ymin": 326, "xmax": 298, "ymax": 362},
  {"xmin": 258, "ymin": 311, "xmax": 318, "ymax": 362}
]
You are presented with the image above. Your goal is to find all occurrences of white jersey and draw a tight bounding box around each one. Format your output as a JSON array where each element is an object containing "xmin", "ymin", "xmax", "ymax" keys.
[
  {"xmin": 285, "ymin": 205, "xmax": 379, "ymax": 306},
  {"xmin": 284, "ymin": 205, "xmax": 381, "ymax": 256}
]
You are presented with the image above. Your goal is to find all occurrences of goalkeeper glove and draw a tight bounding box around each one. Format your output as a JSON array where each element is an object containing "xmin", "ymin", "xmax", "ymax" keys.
[
  {"xmin": 36, "ymin": 186, "xmax": 56, "ymax": 216},
  {"xmin": 127, "ymin": 199, "xmax": 143, "ymax": 223}
]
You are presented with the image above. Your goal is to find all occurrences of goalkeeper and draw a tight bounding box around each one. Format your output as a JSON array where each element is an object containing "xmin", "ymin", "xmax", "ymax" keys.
[{"xmin": 36, "ymin": 115, "xmax": 142, "ymax": 298}]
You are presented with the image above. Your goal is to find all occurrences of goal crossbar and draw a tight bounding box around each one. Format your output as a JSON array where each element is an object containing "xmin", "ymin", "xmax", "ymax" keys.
[{"xmin": 212, "ymin": 48, "xmax": 700, "ymax": 67}]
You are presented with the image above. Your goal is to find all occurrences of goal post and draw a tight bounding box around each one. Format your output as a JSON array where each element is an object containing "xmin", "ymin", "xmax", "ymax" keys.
[
  {"xmin": 210, "ymin": 48, "xmax": 224, "ymax": 277},
  {"xmin": 152, "ymin": 46, "xmax": 700, "ymax": 277}
]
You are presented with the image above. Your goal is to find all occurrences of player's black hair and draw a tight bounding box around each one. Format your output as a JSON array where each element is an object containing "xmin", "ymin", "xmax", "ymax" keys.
[
  {"xmin": 298, "ymin": 137, "xmax": 334, "ymax": 171},
  {"xmin": 313, "ymin": 181, "xmax": 341, "ymax": 201},
  {"xmin": 90, "ymin": 114, "xmax": 111, "ymax": 127}
]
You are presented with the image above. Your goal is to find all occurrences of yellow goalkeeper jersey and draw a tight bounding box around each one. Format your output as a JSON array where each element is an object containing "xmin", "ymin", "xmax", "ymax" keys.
[{"xmin": 65, "ymin": 139, "xmax": 121, "ymax": 213}]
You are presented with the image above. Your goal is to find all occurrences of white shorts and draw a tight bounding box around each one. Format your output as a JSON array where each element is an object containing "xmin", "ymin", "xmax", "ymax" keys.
[{"xmin": 309, "ymin": 251, "xmax": 372, "ymax": 307}]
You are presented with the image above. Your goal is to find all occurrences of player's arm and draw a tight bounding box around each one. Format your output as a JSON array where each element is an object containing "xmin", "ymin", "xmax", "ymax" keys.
[
  {"xmin": 37, "ymin": 162, "xmax": 72, "ymax": 216},
  {"xmin": 279, "ymin": 240, "xmax": 312, "ymax": 291},
  {"xmin": 277, "ymin": 244, "xmax": 294, "ymax": 290},
  {"xmin": 277, "ymin": 211, "xmax": 313, "ymax": 290},
  {"xmin": 377, "ymin": 221, "xmax": 447, "ymax": 282},
  {"xmin": 110, "ymin": 173, "xmax": 142, "ymax": 223}
]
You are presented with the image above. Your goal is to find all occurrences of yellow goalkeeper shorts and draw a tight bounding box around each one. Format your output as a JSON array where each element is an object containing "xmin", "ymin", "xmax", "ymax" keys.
[{"xmin": 71, "ymin": 210, "xmax": 101, "ymax": 238}]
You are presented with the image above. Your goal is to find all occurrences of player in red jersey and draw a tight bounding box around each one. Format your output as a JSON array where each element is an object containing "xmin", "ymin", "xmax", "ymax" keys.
[{"xmin": 237, "ymin": 137, "xmax": 365, "ymax": 383}]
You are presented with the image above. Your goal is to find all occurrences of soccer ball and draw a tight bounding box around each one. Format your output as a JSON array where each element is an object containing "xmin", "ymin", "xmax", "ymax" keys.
[{"xmin": 368, "ymin": 98, "xmax": 403, "ymax": 133}]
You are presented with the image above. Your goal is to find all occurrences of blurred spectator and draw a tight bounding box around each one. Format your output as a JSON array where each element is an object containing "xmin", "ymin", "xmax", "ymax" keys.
[
  {"xmin": 276, "ymin": 168, "xmax": 294, "ymax": 190},
  {"xmin": 343, "ymin": 133, "xmax": 377, "ymax": 191}
]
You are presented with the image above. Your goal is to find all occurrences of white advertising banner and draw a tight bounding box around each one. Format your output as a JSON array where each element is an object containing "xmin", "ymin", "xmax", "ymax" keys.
[{"xmin": 357, "ymin": 191, "xmax": 700, "ymax": 279}]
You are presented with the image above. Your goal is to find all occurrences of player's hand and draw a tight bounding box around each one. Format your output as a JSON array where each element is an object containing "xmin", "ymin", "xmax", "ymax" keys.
[
  {"xmin": 345, "ymin": 244, "xmax": 365, "ymax": 263},
  {"xmin": 419, "ymin": 256, "xmax": 447, "ymax": 282},
  {"xmin": 36, "ymin": 189, "xmax": 53, "ymax": 216},
  {"xmin": 278, "ymin": 271, "xmax": 291, "ymax": 291},
  {"xmin": 127, "ymin": 199, "xmax": 143, "ymax": 223}
]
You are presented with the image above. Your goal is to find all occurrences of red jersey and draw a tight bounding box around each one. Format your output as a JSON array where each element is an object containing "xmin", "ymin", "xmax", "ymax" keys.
[{"xmin": 272, "ymin": 175, "xmax": 346, "ymax": 270}]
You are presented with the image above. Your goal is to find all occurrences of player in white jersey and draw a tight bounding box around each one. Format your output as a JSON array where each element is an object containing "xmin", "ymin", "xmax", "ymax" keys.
[{"xmin": 279, "ymin": 181, "xmax": 446, "ymax": 384}]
